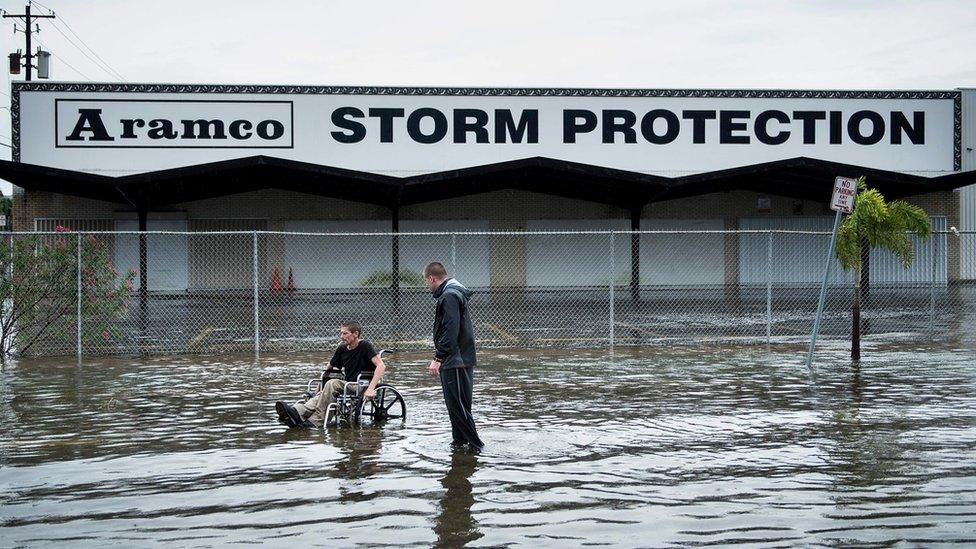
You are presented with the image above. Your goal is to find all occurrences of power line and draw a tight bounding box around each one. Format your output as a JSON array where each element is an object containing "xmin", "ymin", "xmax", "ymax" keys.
[
  {"xmin": 43, "ymin": 21, "xmax": 114, "ymax": 79},
  {"xmin": 47, "ymin": 19, "xmax": 125, "ymax": 81},
  {"xmin": 34, "ymin": 36, "xmax": 91, "ymax": 79},
  {"xmin": 29, "ymin": 0, "xmax": 54, "ymax": 11},
  {"xmin": 57, "ymin": 20, "xmax": 125, "ymax": 80},
  {"xmin": 30, "ymin": 1, "xmax": 125, "ymax": 81}
]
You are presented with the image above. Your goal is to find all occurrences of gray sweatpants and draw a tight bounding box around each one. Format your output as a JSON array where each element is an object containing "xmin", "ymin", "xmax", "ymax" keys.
[{"xmin": 439, "ymin": 366, "xmax": 483, "ymax": 448}]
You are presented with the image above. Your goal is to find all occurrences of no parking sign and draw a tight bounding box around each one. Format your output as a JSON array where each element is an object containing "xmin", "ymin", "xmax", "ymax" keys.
[{"xmin": 830, "ymin": 176, "xmax": 859, "ymax": 213}]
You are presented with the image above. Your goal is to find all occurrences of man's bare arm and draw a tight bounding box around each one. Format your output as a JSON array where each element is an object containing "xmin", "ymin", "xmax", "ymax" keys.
[{"xmin": 364, "ymin": 355, "xmax": 386, "ymax": 399}]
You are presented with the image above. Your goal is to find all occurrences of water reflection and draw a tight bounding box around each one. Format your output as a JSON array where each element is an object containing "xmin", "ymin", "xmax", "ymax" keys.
[
  {"xmin": 850, "ymin": 362, "xmax": 864, "ymax": 405},
  {"xmin": 826, "ymin": 362, "xmax": 907, "ymax": 489},
  {"xmin": 331, "ymin": 428, "xmax": 383, "ymax": 478},
  {"xmin": 434, "ymin": 450, "xmax": 481, "ymax": 548}
]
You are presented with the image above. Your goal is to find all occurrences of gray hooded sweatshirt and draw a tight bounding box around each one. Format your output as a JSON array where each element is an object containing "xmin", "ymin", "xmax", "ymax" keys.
[{"xmin": 432, "ymin": 278, "xmax": 477, "ymax": 369}]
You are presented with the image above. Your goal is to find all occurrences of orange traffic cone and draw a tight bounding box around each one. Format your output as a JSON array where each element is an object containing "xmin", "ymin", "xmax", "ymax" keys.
[
  {"xmin": 270, "ymin": 267, "xmax": 282, "ymax": 295},
  {"xmin": 286, "ymin": 267, "xmax": 295, "ymax": 296}
]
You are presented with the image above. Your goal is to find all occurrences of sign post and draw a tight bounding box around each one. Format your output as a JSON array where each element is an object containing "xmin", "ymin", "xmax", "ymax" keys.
[{"xmin": 805, "ymin": 176, "xmax": 858, "ymax": 370}]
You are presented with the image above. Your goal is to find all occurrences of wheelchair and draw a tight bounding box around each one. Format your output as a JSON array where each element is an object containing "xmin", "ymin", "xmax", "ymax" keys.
[{"xmin": 303, "ymin": 349, "xmax": 406, "ymax": 428}]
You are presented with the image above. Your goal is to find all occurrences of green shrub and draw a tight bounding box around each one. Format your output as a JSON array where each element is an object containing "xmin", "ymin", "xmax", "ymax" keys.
[{"xmin": 0, "ymin": 228, "xmax": 136, "ymax": 359}]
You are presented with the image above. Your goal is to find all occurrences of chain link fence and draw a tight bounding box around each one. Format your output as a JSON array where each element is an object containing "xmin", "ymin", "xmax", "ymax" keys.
[{"xmin": 2, "ymin": 229, "xmax": 974, "ymax": 358}]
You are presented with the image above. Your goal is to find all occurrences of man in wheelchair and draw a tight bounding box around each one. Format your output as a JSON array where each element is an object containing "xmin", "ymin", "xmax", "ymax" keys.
[{"xmin": 275, "ymin": 320, "xmax": 386, "ymax": 428}]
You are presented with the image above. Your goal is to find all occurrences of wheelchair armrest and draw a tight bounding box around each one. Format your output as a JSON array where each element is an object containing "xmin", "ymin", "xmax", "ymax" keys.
[
  {"xmin": 357, "ymin": 371, "xmax": 380, "ymax": 385},
  {"xmin": 309, "ymin": 366, "xmax": 342, "ymax": 394},
  {"xmin": 320, "ymin": 367, "xmax": 342, "ymax": 383}
]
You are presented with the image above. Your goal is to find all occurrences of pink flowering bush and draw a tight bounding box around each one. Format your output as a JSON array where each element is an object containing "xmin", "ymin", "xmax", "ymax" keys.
[{"xmin": 0, "ymin": 231, "xmax": 136, "ymax": 358}]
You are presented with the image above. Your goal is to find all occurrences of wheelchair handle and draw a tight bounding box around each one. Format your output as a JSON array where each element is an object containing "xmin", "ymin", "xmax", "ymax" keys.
[{"xmin": 307, "ymin": 379, "xmax": 321, "ymax": 393}]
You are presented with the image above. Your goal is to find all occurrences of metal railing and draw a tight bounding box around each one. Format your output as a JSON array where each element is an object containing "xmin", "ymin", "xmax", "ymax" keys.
[{"xmin": 2, "ymin": 229, "xmax": 973, "ymax": 358}]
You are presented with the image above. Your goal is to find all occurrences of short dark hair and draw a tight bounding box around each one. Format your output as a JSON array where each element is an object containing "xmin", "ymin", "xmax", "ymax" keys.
[
  {"xmin": 340, "ymin": 320, "xmax": 362, "ymax": 335},
  {"xmin": 423, "ymin": 262, "xmax": 448, "ymax": 279}
]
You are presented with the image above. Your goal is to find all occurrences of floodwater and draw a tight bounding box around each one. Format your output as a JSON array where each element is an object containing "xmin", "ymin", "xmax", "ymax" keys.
[{"xmin": 2, "ymin": 345, "xmax": 976, "ymax": 547}]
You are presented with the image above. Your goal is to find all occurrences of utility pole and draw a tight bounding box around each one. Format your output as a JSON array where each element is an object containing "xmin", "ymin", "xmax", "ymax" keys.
[{"xmin": 3, "ymin": 2, "xmax": 56, "ymax": 81}]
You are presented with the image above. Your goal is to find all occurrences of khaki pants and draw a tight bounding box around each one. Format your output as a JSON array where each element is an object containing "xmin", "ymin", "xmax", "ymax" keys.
[{"xmin": 295, "ymin": 378, "xmax": 376, "ymax": 427}]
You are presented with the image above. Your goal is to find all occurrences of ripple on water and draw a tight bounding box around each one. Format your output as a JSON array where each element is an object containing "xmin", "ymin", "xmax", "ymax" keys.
[{"xmin": 1, "ymin": 345, "xmax": 975, "ymax": 546}]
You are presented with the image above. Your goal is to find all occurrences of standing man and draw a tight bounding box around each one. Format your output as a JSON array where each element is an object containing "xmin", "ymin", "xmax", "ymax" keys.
[{"xmin": 424, "ymin": 262, "xmax": 484, "ymax": 450}]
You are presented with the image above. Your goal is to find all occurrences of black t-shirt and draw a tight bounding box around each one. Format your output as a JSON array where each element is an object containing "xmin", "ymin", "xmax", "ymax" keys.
[{"xmin": 330, "ymin": 340, "xmax": 378, "ymax": 382}]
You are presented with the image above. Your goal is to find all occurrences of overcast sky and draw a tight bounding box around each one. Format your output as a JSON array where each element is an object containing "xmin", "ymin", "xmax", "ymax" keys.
[{"xmin": 2, "ymin": 0, "xmax": 975, "ymax": 194}]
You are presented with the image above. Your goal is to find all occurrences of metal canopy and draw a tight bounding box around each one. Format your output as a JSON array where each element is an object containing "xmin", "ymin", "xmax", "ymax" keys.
[{"xmin": 1, "ymin": 155, "xmax": 973, "ymax": 211}]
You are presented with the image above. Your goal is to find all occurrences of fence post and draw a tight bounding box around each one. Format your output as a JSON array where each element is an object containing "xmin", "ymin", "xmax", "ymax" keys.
[
  {"xmin": 76, "ymin": 233, "xmax": 82, "ymax": 360},
  {"xmin": 609, "ymin": 231, "xmax": 615, "ymax": 347},
  {"xmin": 451, "ymin": 233, "xmax": 457, "ymax": 272},
  {"xmin": 929, "ymin": 231, "xmax": 937, "ymax": 339},
  {"xmin": 766, "ymin": 231, "xmax": 772, "ymax": 346},
  {"xmin": 253, "ymin": 232, "xmax": 260, "ymax": 359},
  {"xmin": 391, "ymin": 209, "xmax": 400, "ymax": 326}
]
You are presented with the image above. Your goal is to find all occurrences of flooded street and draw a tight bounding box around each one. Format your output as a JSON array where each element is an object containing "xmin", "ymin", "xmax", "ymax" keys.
[{"xmin": 2, "ymin": 345, "xmax": 976, "ymax": 547}]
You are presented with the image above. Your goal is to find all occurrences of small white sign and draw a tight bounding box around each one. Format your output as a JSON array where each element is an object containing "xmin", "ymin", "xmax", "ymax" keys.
[
  {"xmin": 830, "ymin": 176, "xmax": 858, "ymax": 213},
  {"xmin": 757, "ymin": 195, "xmax": 772, "ymax": 212},
  {"xmin": 0, "ymin": 214, "xmax": 6, "ymax": 227}
]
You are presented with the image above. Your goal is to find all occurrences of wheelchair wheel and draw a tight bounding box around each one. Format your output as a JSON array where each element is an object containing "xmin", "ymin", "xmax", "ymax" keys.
[{"xmin": 359, "ymin": 384, "xmax": 406, "ymax": 425}]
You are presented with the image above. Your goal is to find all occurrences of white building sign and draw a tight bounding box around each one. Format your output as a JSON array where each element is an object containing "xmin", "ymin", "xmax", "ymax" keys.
[{"xmin": 14, "ymin": 84, "xmax": 959, "ymax": 177}]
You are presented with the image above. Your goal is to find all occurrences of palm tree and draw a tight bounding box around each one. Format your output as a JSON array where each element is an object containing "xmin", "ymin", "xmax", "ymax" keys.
[{"xmin": 835, "ymin": 177, "xmax": 932, "ymax": 360}]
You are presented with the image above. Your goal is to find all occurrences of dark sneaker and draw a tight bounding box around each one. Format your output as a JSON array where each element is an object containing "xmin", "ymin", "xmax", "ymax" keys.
[
  {"xmin": 275, "ymin": 401, "xmax": 303, "ymax": 428},
  {"xmin": 275, "ymin": 401, "xmax": 290, "ymax": 425}
]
